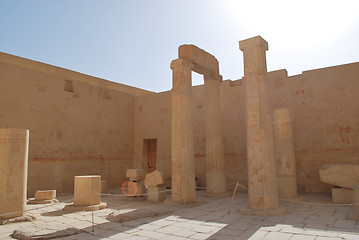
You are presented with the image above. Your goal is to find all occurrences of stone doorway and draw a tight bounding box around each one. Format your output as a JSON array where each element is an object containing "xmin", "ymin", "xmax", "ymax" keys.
[{"xmin": 143, "ymin": 139, "xmax": 157, "ymax": 173}]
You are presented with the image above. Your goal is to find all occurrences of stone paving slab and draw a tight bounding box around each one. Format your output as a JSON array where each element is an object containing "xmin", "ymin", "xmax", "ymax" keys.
[{"xmin": 0, "ymin": 190, "xmax": 359, "ymax": 240}]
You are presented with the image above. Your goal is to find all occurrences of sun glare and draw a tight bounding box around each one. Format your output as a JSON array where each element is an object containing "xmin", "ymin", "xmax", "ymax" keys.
[{"xmin": 225, "ymin": 0, "xmax": 359, "ymax": 51}]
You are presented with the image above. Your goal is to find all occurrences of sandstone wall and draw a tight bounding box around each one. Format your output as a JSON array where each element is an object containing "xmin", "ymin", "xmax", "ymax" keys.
[
  {"xmin": 134, "ymin": 62, "xmax": 359, "ymax": 193},
  {"xmin": 1, "ymin": 51, "xmax": 358, "ymax": 195},
  {"xmin": 0, "ymin": 52, "xmax": 151, "ymax": 195}
]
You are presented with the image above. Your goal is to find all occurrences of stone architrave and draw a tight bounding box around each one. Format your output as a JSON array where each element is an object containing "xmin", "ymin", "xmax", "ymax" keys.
[
  {"xmin": 319, "ymin": 164, "xmax": 359, "ymax": 188},
  {"xmin": 178, "ymin": 44, "xmax": 219, "ymax": 75},
  {"xmin": 0, "ymin": 129, "xmax": 29, "ymax": 219},
  {"xmin": 273, "ymin": 108, "xmax": 298, "ymax": 199},
  {"xmin": 170, "ymin": 58, "xmax": 196, "ymax": 204},
  {"xmin": 239, "ymin": 36, "xmax": 286, "ymax": 215},
  {"xmin": 204, "ymin": 73, "xmax": 227, "ymax": 196}
]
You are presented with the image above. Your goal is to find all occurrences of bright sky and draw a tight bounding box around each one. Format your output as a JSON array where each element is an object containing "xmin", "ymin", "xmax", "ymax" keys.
[{"xmin": 1, "ymin": 0, "xmax": 358, "ymax": 92}]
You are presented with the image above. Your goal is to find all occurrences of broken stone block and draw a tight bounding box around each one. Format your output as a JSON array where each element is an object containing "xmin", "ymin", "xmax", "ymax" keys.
[
  {"xmin": 147, "ymin": 186, "xmax": 166, "ymax": 202},
  {"xmin": 319, "ymin": 164, "xmax": 359, "ymax": 188},
  {"xmin": 35, "ymin": 190, "xmax": 56, "ymax": 200},
  {"xmin": 28, "ymin": 190, "xmax": 59, "ymax": 204},
  {"xmin": 126, "ymin": 169, "xmax": 145, "ymax": 181},
  {"xmin": 332, "ymin": 187, "xmax": 353, "ymax": 203},
  {"xmin": 144, "ymin": 170, "xmax": 168, "ymax": 187}
]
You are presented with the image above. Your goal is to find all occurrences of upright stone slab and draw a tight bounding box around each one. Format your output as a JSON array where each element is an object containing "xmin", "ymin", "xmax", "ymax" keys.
[
  {"xmin": 239, "ymin": 36, "xmax": 286, "ymax": 215},
  {"xmin": 273, "ymin": 108, "xmax": 297, "ymax": 199},
  {"xmin": 74, "ymin": 175, "xmax": 101, "ymax": 206},
  {"xmin": 204, "ymin": 73, "xmax": 227, "ymax": 196},
  {"xmin": 170, "ymin": 58, "xmax": 197, "ymax": 204},
  {"xmin": 0, "ymin": 129, "xmax": 29, "ymax": 219},
  {"xmin": 64, "ymin": 175, "xmax": 106, "ymax": 211}
]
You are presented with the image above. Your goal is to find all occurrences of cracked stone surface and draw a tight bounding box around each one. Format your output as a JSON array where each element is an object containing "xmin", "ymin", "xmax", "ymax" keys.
[{"xmin": 0, "ymin": 189, "xmax": 358, "ymax": 240}]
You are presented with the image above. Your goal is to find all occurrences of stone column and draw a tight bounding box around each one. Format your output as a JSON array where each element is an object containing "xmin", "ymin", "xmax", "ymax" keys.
[
  {"xmin": 239, "ymin": 36, "xmax": 286, "ymax": 215},
  {"xmin": 170, "ymin": 58, "xmax": 197, "ymax": 204},
  {"xmin": 353, "ymin": 185, "xmax": 359, "ymax": 219},
  {"xmin": 273, "ymin": 108, "xmax": 297, "ymax": 199},
  {"xmin": 0, "ymin": 129, "xmax": 29, "ymax": 219},
  {"xmin": 204, "ymin": 73, "xmax": 227, "ymax": 196}
]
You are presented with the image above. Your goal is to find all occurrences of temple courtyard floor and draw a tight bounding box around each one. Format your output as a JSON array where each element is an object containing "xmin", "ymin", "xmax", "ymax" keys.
[{"xmin": 1, "ymin": 190, "xmax": 358, "ymax": 240}]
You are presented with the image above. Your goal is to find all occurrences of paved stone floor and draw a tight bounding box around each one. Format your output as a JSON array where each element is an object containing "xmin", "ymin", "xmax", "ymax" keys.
[{"xmin": 1, "ymin": 190, "xmax": 358, "ymax": 240}]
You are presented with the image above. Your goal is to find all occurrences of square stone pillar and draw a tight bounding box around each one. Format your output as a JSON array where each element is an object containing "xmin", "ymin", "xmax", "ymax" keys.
[
  {"xmin": 204, "ymin": 73, "xmax": 228, "ymax": 197},
  {"xmin": 239, "ymin": 36, "xmax": 286, "ymax": 215},
  {"xmin": 0, "ymin": 129, "xmax": 29, "ymax": 219},
  {"xmin": 63, "ymin": 175, "xmax": 106, "ymax": 211},
  {"xmin": 273, "ymin": 108, "xmax": 297, "ymax": 199},
  {"xmin": 74, "ymin": 175, "xmax": 101, "ymax": 206},
  {"xmin": 169, "ymin": 58, "xmax": 197, "ymax": 204}
]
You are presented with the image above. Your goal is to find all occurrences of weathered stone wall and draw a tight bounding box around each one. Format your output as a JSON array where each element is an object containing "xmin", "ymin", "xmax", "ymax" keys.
[
  {"xmin": 134, "ymin": 62, "xmax": 359, "ymax": 193},
  {"xmin": 1, "ymin": 51, "xmax": 358, "ymax": 195},
  {"xmin": 0, "ymin": 52, "xmax": 151, "ymax": 195}
]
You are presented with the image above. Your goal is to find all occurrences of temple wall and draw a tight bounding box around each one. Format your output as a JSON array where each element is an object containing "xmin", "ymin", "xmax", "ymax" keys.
[
  {"xmin": 0, "ymin": 52, "xmax": 151, "ymax": 195},
  {"xmin": 1, "ymin": 51, "xmax": 358, "ymax": 195},
  {"xmin": 134, "ymin": 62, "xmax": 359, "ymax": 193},
  {"xmin": 284, "ymin": 64, "xmax": 359, "ymax": 192},
  {"xmin": 133, "ymin": 91, "xmax": 172, "ymax": 176}
]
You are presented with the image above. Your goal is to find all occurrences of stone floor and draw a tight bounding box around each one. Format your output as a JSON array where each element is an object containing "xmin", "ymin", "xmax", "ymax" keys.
[{"xmin": 0, "ymin": 190, "xmax": 358, "ymax": 240}]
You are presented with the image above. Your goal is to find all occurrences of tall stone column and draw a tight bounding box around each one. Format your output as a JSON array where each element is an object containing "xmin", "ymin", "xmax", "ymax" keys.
[
  {"xmin": 273, "ymin": 108, "xmax": 297, "ymax": 199},
  {"xmin": 239, "ymin": 36, "xmax": 286, "ymax": 215},
  {"xmin": 170, "ymin": 58, "xmax": 197, "ymax": 204},
  {"xmin": 0, "ymin": 129, "xmax": 29, "ymax": 219},
  {"xmin": 204, "ymin": 73, "xmax": 227, "ymax": 196}
]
